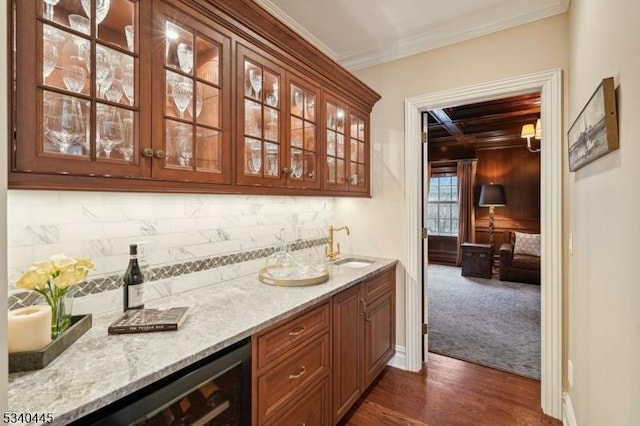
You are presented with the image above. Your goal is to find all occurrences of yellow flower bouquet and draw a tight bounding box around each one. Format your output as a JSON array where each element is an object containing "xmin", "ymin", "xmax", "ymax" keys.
[{"xmin": 16, "ymin": 254, "xmax": 94, "ymax": 337}]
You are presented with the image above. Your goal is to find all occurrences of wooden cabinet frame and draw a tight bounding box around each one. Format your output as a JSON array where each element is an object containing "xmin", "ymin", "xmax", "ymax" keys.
[{"xmin": 9, "ymin": 0, "xmax": 380, "ymax": 196}]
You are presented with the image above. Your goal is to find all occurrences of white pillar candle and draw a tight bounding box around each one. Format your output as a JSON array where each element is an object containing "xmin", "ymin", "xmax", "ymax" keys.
[{"xmin": 8, "ymin": 305, "xmax": 52, "ymax": 353}]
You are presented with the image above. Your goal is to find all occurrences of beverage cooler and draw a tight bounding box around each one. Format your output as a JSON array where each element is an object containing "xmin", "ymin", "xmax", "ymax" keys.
[{"xmin": 76, "ymin": 339, "xmax": 251, "ymax": 425}]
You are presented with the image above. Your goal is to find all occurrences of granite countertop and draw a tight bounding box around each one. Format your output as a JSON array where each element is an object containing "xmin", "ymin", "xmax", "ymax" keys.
[{"xmin": 8, "ymin": 255, "xmax": 397, "ymax": 425}]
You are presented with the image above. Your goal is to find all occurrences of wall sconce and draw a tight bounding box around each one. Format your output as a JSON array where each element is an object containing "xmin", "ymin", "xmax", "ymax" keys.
[
  {"xmin": 479, "ymin": 183, "xmax": 506, "ymax": 247},
  {"xmin": 521, "ymin": 118, "xmax": 541, "ymax": 152}
]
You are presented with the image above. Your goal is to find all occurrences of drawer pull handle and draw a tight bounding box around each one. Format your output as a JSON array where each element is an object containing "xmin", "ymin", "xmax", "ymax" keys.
[
  {"xmin": 288, "ymin": 326, "xmax": 305, "ymax": 336},
  {"xmin": 360, "ymin": 298, "xmax": 367, "ymax": 317},
  {"xmin": 289, "ymin": 366, "xmax": 307, "ymax": 379}
]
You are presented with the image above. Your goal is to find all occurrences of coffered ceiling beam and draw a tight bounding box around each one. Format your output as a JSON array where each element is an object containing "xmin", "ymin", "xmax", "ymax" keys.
[{"xmin": 430, "ymin": 108, "xmax": 472, "ymax": 147}]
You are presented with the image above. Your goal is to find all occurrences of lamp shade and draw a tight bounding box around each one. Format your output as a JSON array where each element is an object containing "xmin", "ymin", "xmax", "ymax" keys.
[
  {"xmin": 479, "ymin": 184, "xmax": 506, "ymax": 207},
  {"xmin": 521, "ymin": 124, "xmax": 535, "ymax": 138}
]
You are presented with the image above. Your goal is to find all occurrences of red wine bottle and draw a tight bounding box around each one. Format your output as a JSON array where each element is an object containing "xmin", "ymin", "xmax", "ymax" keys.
[{"xmin": 123, "ymin": 244, "xmax": 144, "ymax": 311}]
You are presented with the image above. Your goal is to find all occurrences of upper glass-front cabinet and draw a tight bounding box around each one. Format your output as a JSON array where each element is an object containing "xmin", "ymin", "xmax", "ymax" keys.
[
  {"xmin": 14, "ymin": 0, "xmax": 145, "ymax": 177},
  {"xmin": 324, "ymin": 94, "xmax": 369, "ymax": 193},
  {"xmin": 151, "ymin": 1, "xmax": 231, "ymax": 183}
]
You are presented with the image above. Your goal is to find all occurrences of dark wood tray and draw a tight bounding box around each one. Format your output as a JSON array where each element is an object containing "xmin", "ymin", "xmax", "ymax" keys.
[{"xmin": 9, "ymin": 314, "xmax": 92, "ymax": 373}]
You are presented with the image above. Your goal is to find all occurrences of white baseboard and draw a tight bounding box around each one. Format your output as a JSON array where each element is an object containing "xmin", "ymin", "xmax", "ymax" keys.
[
  {"xmin": 563, "ymin": 392, "xmax": 578, "ymax": 426},
  {"xmin": 388, "ymin": 345, "xmax": 407, "ymax": 369}
]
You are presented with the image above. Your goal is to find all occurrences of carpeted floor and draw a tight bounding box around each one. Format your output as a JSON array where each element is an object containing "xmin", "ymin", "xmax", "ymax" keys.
[{"xmin": 427, "ymin": 263, "xmax": 541, "ymax": 380}]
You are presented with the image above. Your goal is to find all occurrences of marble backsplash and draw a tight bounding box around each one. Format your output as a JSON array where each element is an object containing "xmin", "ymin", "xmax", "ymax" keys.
[{"xmin": 7, "ymin": 190, "xmax": 333, "ymax": 313}]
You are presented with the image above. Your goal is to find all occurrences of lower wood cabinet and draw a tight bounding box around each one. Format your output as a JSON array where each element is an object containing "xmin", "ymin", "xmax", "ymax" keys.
[{"xmin": 251, "ymin": 265, "xmax": 396, "ymax": 425}]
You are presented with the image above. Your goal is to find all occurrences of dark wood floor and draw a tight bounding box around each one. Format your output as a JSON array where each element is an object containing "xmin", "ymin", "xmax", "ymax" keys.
[{"xmin": 341, "ymin": 353, "xmax": 561, "ymax": 426}]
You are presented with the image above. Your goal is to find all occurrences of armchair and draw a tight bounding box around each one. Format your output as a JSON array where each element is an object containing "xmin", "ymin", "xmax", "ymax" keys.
[{"xmin": 499, "ymin": 232, "xmax": 540, "ymax": 285}]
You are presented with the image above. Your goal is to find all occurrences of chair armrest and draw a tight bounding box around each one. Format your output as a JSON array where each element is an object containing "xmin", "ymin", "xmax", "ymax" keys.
[{"xmin": 499, "ymin": 243, "xmax": 513, "ymax": 280}]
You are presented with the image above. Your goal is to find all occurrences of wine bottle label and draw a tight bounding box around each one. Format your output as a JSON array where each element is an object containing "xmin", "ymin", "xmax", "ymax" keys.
[{"xmin": 128, "ymin": 284, "xmax": 144, "ymax": 308}]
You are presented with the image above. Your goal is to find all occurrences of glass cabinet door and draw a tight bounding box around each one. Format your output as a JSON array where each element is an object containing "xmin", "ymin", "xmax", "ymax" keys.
[
  {"xmin": 236, "ymin": 44, "xmax": 285, "ymax": 186},
  {"xmin": 286, "ymin": 76, "xmax": 320, "ymax": 189},
  {"xmin": 324, "ymin": 96, "xmax": 348, "ymax": 191},
  {"xmin": 348, "ymin": 112, "xmax": 369, "ymax": 192},
  {"xmin": 14, "ymin": 0, "xmax": 146, "ymax": 177},
  {"xmin": 151, "ymin": 2, "xmax": 231, "ymax": 184}
]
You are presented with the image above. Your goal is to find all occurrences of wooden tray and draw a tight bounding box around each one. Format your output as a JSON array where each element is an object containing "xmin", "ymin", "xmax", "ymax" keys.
[
  {"xmin": 9, "ymin": 314, "xmax": 92, "ymax": 373},
  {"xmin": 258, "ymin": 267, "xmax": 329, "ymax": 287}
]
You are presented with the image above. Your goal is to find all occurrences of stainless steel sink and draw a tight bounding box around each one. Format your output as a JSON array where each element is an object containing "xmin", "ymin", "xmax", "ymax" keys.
[{"xmin": 333, "ymin": 258, "xmax": 374, "ymax": 268}]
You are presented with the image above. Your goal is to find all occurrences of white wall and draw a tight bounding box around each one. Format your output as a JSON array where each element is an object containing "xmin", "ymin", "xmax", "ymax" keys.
[
  {"xmin": 335, "ymin": 14, "xmax": 569, "ymax": 349},
  {"xmin": 567, "ymin": 0, "xmax": 640, "ymax": 424}
]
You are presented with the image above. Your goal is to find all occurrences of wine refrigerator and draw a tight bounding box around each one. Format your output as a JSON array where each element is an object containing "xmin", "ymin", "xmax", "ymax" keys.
[{"xmin": 77, "ymin": 338, "xmax": 251, "ymax": 425}]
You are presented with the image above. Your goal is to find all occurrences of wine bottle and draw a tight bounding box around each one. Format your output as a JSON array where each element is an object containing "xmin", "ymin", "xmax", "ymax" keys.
[{"xmin": 123, "ymin": 243, "xmax": 144, "ymax": 311}]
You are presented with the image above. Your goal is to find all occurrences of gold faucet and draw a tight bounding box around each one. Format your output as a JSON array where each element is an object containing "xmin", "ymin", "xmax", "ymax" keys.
[{"xmin": 326, "ymin": 225, "xmax": 350, "ymax": 261}]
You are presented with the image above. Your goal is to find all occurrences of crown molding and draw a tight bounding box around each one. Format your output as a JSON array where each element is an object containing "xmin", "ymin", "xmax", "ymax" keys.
[
  {"xmin": 253, "ymin": 0, "xmax": 338, "ymax": 60},
  {"xmin": 255, "ymin": 0, "xmax": 570, "ymax": 72}
]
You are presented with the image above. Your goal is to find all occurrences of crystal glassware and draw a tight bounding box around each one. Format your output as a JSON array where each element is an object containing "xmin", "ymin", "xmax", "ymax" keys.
[
  {"xmin": 247, "ymin": 140, "xmax": 262, "ymax": 174},
  {"xmin": 266, "ymin": 146, "xmax": 278, "ymax": 176},
  {"xmin": 176, "ymin": 134, "xmax": 193, "ymax": 167},
  {"xmin": 294, "ymin": 91, "xmax": 304, "ymax": 114},
  {"xmin": 188, "ymin": 87, "xmax": 203, "ymax": 119},
  {"xmin": 122, "ymin": 66, "xmax": 134, "ymax": 105},
  {"xmin": 171, "ymin": 81, "xmax": 192, "ymax": 119},
  {"xmin": 249, "ymin": 69, "xmax": 262, "ymax": 99},
  {"xmin": 95, "ymin": 47, "xmax": 113, "ymax": 98},
  {"xmin": 117, "ymin": 118, "xmax": 134, "ymax": 161},
  {"xmin": 42, "ymin": 41, "xmax": 58, "ymax": 83},
  {"xmin": 125, "ymin": 25, "xmax": 134, "ymax": 52},
  {"xmin": 291, "ymin": 152, "xmax": 303, "ymax": 178},
  {"xmin": 62, "ymin": 64, "xmax": 86, "ymax": 93},
  {"xmin": 177, "ymin": 43, "xmax": 193, "ymax": 73},
  {"xmin": 44, "ymin": 96, "xmax": 85, "ymax": 153},
  {"xmin": 43, "ymin": 0, "xmax": 61, "ymax": 21},
  {"xmin": 105, "ymin": 78, "xmax": 123, "ymax": 103},
  {"xmin": 68, "ymin": 14, "xmax": 90, "ymax": 35},
  {"xmin": 97, "ymin": 106, "xmax": 124, "ymax": 158},
  {"xmin": 81, "ymin": 0, "xmax": 111, "ymax": 24}
]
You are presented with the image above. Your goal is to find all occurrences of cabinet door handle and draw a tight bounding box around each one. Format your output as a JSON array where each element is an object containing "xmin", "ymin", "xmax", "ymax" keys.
[
  {"xmin": 288, "ymin": 326, "xmax": 305, "ymax": 336},
  {"xmin": 282, "ymin": 167, "xmax": 291, "ymax": 175},
  {"xmin": 154, "ymin": 150, "xmax": 165, "ymax": 159},
  {"xmin": 360, "ymin": 298, "xmax": 367, "ymax": 317},
  {"xmin": 142, "ymin": 148, "xmax": 154, "ymax": 158},
  {"xmin": 288, "ymin": 366, "xmax": 306, "ymax": 379}
]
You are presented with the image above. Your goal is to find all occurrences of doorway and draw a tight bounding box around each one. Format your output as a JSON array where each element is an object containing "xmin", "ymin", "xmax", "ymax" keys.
[
  {"xmin": 403, "ymin": 69, "xmax": 563, "ymax": 418},
  {"xmin": 423, "ymin": 93, "xmax": 542, "ymax": 380}
]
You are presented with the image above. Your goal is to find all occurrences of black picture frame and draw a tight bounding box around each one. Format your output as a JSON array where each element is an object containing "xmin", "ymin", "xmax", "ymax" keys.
[{"xmin": 567, "ymin": 77, "xmax": 619, "ymax": 172}]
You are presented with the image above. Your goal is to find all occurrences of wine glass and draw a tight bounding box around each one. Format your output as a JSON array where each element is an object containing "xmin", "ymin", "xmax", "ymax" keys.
[
  {"xmin": 247, "ymin": 141, "xmax": 262, "ymax": 174},
  {"xmin": 188, "ymin": 87, "xmax": 203, "ymax": 118},
  {"xmin": 44, "ymin": 96, "xmax": 85, "ymax": 153},
  {"xmin": 68, "ymin": 14, "xmax": 90, "ymax": 36},
  {"xmin": 42, "ymin": 41, "xmax": 58, "ymax": 83},
  {"xmin": 62, "ymin": 64, "xmax": 86, "ymax": 93},
  {"xmin": 177, "ymin": 43, "xmax": 193, "ymax": 73},
  {"xmin": 294, "ymin": 92, "xmax": 304, "ymax": 115},
  {"xmin": 122, "ymin": 65, "xmax": 134, "ymax": 105},
  {"xmin": 266, "ymin": 146, "xmax": 278, "ymax": 176},
  {"xmin": 105, "ymin": 78, "xmax": 123, "ymax": 103},
  {"xmin": 249, "ymin": 69, "xmax": 262, "ymax": 99},
  {"xmin": 43, "ymin": 0, "xmax": 61, "ymax": 21},
  {"xmin": 177, "ymin": 134, "xmax": 193, "ymax": 167},
  {"xmin": 117, "ymin": 118, "xmax": 134, "ymax": 161},
  {"xmin": 171, "ymin": 81, "xmax": 192, "ymax": 119},
  {"xmin": 81, "ymin": 0, "xmax": 111, "ymax": 24},
  {"xmin": 97, "ymin": 106, "xmax": 124, "ymax": 158},
  {"xmin": 291, "ymin": 152, "xmax": 303, "ymax": 178},
  {"xmin": 95, "ymin": 47, "xmax": 113, "ymax": 97}
]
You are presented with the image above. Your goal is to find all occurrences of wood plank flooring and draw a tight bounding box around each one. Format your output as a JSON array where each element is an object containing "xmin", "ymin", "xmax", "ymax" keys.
[{"xmin": 341, "ymin": 353, "xmax": 561, "ymax": 426}]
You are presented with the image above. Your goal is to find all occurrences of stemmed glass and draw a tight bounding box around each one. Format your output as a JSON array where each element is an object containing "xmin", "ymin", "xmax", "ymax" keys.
[
  {"xmin": 43, "ymin": 41, "xmax": 58, "ymax": 83},
  {"xmin": 95, "ymin": 47, "xmax": 113, "ymax": 98},
  {"xmin": 177, "ymin": 43, "xmax": 193, "ymax": 73},
  {"xmin": 122, "ymin": 64, "xmax": 134, "ymax": 105},
  {"xmin": 188, "ymin": 87, "xmax": 203, "ymax": 119},
  {"xmin": 291, "ymin": 152, "xmax": 303, "ymax": 178},
  {"xmin": 43, "ymin": 0, "xmax": 61, "ymax": 21},
  {"xmin": 44, "ymin": 96, "xmax": 85, "ymax": 153},
  {"xmin": 293, "ymin": 92, "xmax": 304, "ymax": 115},
  {"xmin": 105, "ymin": 78, "xmax": 123, "ymax": 103},
  {"xmin": 177, "ymin": 133, "xmax": 193, "ymax": 167},
  {"xmin": 117, "ymin": 118, "xmax": 134, "ymax": 161},
  {"xmin": 247, "ymin": 140, "xmax": 262, "ymax": 174},
  {"xmin": 171, "ymin": 81, "xmax": 192, "ymax": 119},
  {"xmin": 62, "ymin": 64, "xmax": 86, "ymax": 93},
  {"xmin": 249, "ymin": 69, "xmax": 262, "ymax": 99},
  {"xmin": 81, "ymin": 0, "xmax": 111, "ymax": 25},
  {"xmin": 97, "ymin": 105, "xmax": 124, "ymax": 158},
  {"xmin": 266, "ymin": 146, "xmax": 278, "ymax": 176}
]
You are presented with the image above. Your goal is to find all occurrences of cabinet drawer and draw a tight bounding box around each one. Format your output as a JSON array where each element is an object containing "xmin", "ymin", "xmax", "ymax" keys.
[
  {"xmin": 257, "ymin": 333, "xmax": 330, "ymax": 423},
  {"xmin": 256, "ymin": 302, "xmax": 330, "ymax": 370},
  {"xmin": 265, "ymin": 378, "xmax": 330, "ymax": 426},
  {"xmin": 362, "ymin": 267, "xmax": 394, "ymax": 302}
]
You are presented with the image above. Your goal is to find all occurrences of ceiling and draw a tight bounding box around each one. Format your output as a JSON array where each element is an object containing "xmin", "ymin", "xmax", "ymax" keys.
[
  {"xmin": 425, "ymin": 93, "xmax": 541, "ymax": 160},
  {"xmin": 254, "ymin": 0, "xmax": 569, "ymax": 70}
]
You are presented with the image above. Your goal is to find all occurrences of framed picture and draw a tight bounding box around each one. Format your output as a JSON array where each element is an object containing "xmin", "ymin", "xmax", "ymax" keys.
[{"xmin": 567, "ymin": 77, "xmax": 619, "ymax": 172}]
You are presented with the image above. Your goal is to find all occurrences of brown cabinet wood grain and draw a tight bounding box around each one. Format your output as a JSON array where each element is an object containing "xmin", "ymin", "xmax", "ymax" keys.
[
  {"xmin": 10, "ymin": 0, "xmax": 380, "ymax": 196},
  {"xmin": 332, "ymin": 265, "xmax": 396, "ymax": 423}
]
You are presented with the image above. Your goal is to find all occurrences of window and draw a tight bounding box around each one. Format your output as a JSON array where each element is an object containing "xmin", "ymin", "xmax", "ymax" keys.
[{"xmin": 427, "ymin": 175, "xmax": 459, "ymax": 236}]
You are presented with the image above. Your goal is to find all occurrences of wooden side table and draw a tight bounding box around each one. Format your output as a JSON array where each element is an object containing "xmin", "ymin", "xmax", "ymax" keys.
[{"xmin": 460, "ymin": 243, "xmax": 492, "ymax": 278}]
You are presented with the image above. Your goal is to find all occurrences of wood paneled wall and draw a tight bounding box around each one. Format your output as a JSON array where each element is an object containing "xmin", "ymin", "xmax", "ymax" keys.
[
  {"xmin": 426, "ymin": 144, "xmax": 540, "ymax": 262},
  {"xmin": 475, "ymin": 146, "xmax": 540, "ymax": 255}
]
